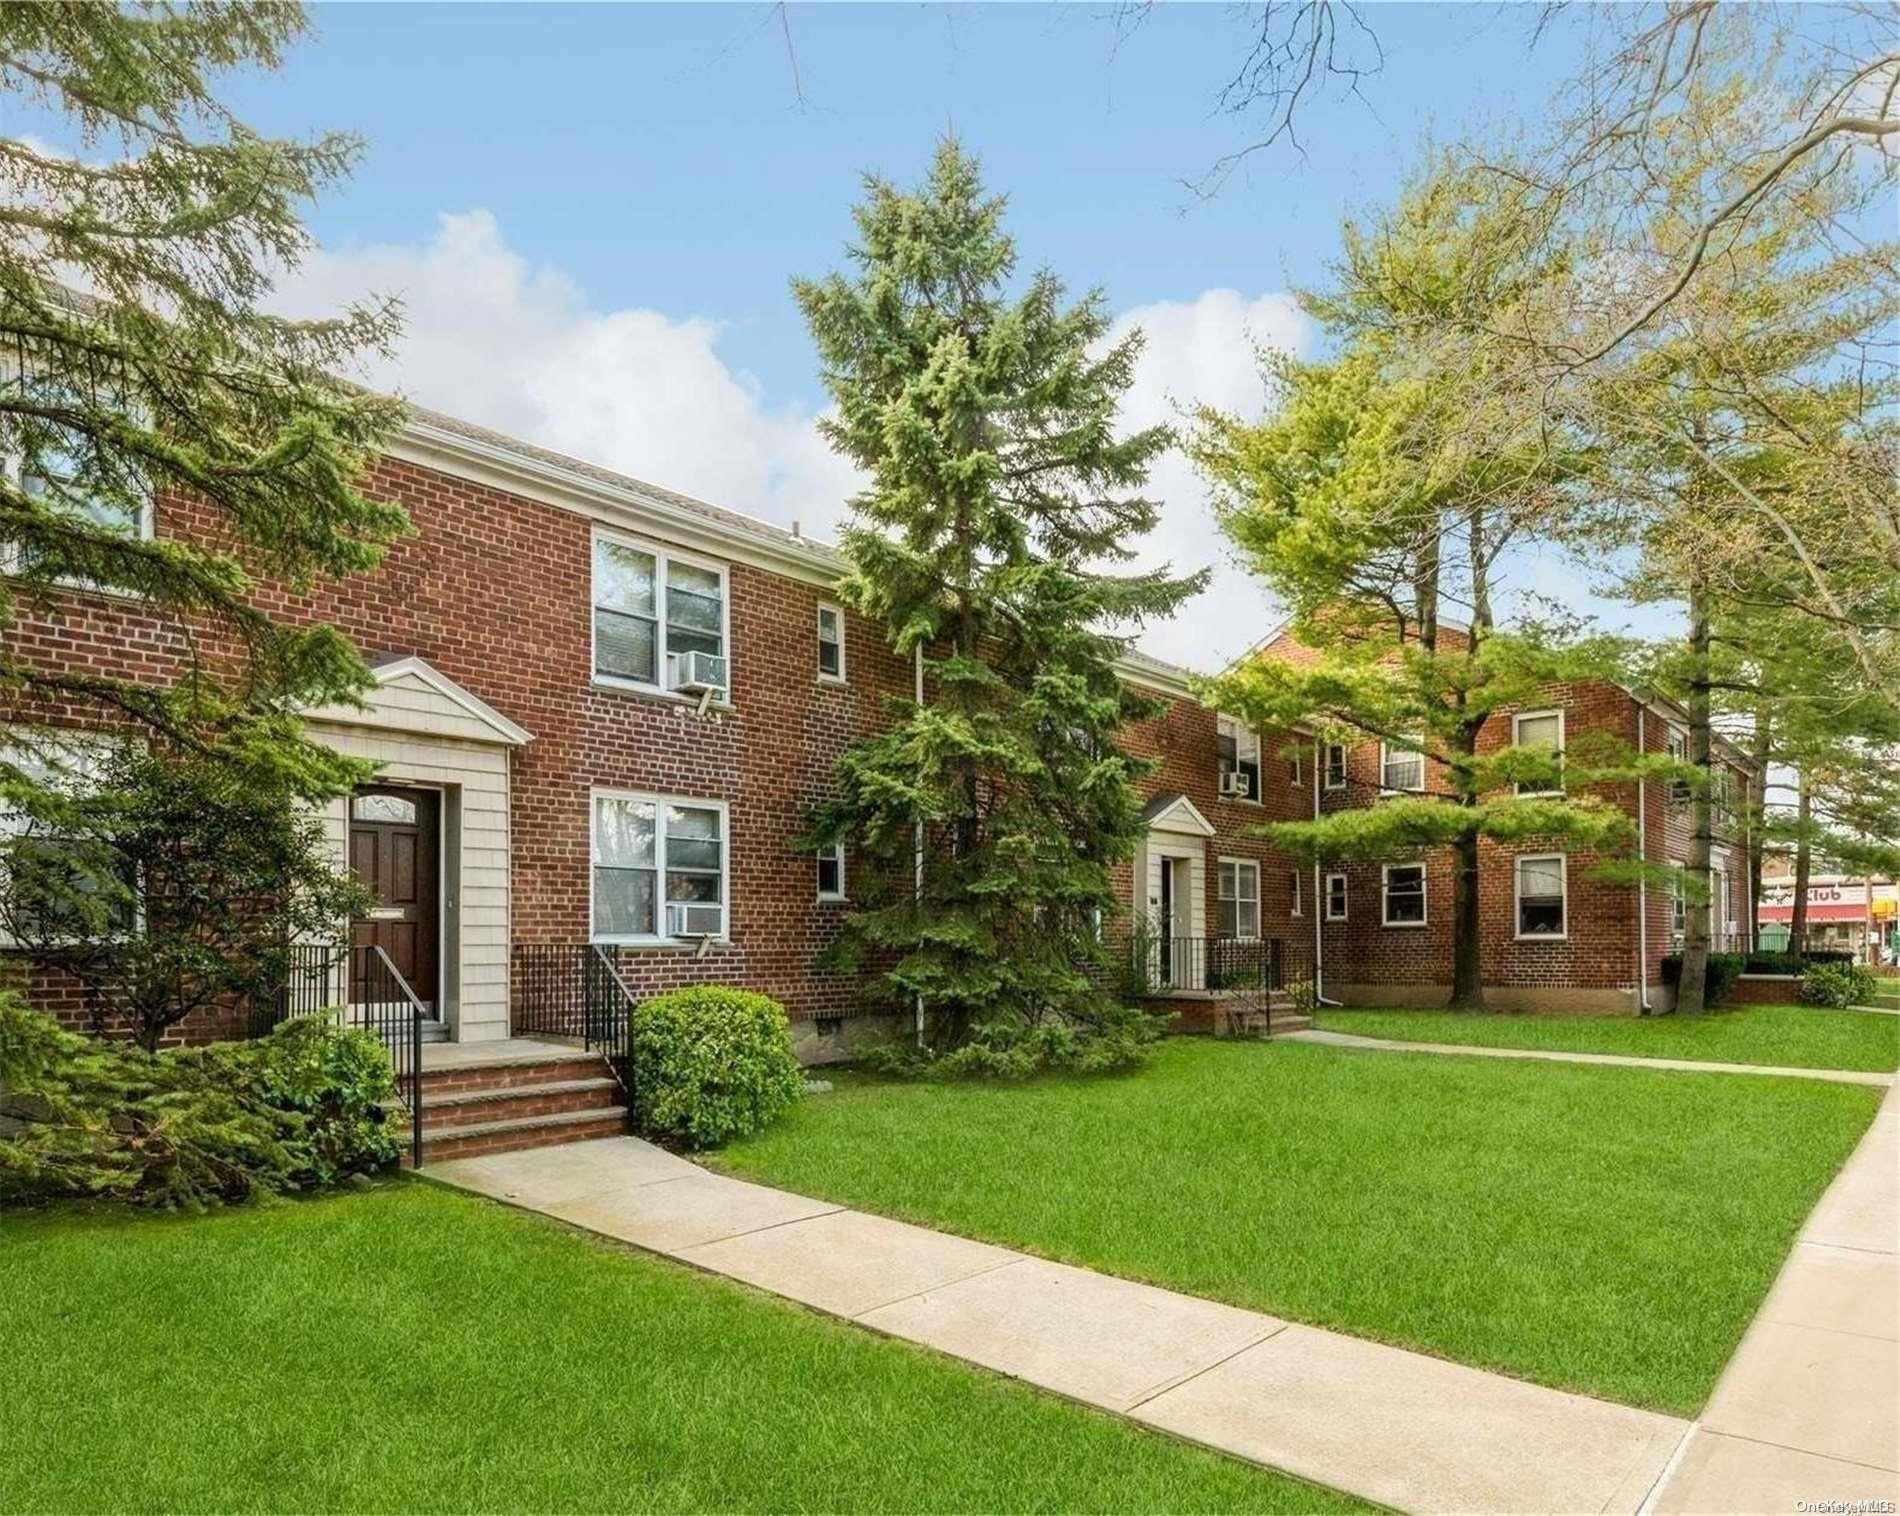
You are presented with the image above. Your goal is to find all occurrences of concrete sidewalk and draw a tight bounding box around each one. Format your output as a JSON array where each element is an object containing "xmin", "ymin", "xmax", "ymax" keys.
[
  {"xmin": 1651, "ymin": 1082, "xmax": 1900, "ymax": 1513},
  {"xmin": 427, "ymin": 1137, "xmax": 1688, "ymax": 1515},
  {"xmin": 1286, "ymin": 1027, "xmax": 1896, "ymax": 1086}
]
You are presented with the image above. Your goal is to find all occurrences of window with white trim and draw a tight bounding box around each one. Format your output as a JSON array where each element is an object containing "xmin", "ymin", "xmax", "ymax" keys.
[
  {"xmin": 0, "ymin": 733, "xmax": 135, "ymax": 945},
  {"xmin": 817, "ymin": 603, "xmax": 845, "ymax": 682},
  {"xmin": 1665, "ymin": 725, "xmax": 1690, "ymax": 804},
  {"xmin": 592, "ymin": 533, "xmax": 728, "ymax": 693},
  {"xmin": 1217, "ymin": 859, "xmax": 1260, "ymax": 939},
  {"xmin": 1325, "ymin": 872, "xmax": 1349, "ymax": 921},
  {"xmin": 1515, "ymin": 854, "xmax": 1567, "ymax": 939},
  {"xmin": 4, "ymin": 380, "xmax": 155, "ymax": 581},
  {"xmin": 1512, "ymin": 710, "xmax": 1564, "ymax": 796},
  {"xmin": 1287, "ymin": 744, "xmax": 1302, "ymax": 787},
  {"xmin": 1382, "ymin": 863, "xmax": 1427, "ymax": 926},
  {"xmin": 1216, "ymin": 716, "xmax": 1260, "ymax": 802},
  {"xmin": 1324, "ymin": 742, "xmax": 1347, "ymax": 790},
  {"xmin": 1288, "ymin": 870, "xmax": 1302, "ymax": 917},
  {"xmin": 1380, "ymin": 738, "xmax": 1425, "ymax": 793},
  {"xmin": 1670, "ymin": 864, "xmax": 1686, "ymax": 938},
  {"xmin": 1711, "ymin": 862, "xmax": 1729, "ymax": 936},
  {"xmin": 591, "ymin": 793, "xmax": 727, "ymax": 942},
  {"xmin": 816, "ymin": 842, "xmax": 845, "ymax": 901}
]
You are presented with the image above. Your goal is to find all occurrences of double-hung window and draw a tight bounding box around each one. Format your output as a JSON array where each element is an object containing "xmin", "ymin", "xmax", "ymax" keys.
[
  {"xmin": 816, "ymin": 603, "xmax": 846, "ymax": 682},
  {"xmin": 816, "ymin": 842, "xmax": 845, "ymax": 901},
  {"xmin": 592, "ymin": 533, "xmax": 728, "ymax": 694},
  {"xmin": 1382, "ymin": 863, "xmax": 1427, "ymax": 926},
  {"xmin": 4, "ymin": 379, "xmax": 154, "ymax": 581},
  {"xmin": 1512, "ymin": 710, "xmax": 1564, "ymax": 796},
  {"xmin": 1325, "ymin": 872, "xmax": 1349, "ymax": 921},
  {"xmin": 0, "ymin": 734, "xmax": 135, "ymax": 945},
  {"xmin": 1515, "ymin": 854, "xmax": 1567, "ymax": 939},
  {"xmin": 1380, "ymin": 738, "xmax": 1425, "ymax": 794},
  {"xmin": 1665, "ymin": 726, "xmax": 1691, "ymax": 804},
  {"xmin": 1217, "ymin": 859, "xmax": 1260, "ymax": 939},
  {"xmin": 1287, "ymin": 744, "xmax": 1302, "ymax": 787},
  {"xmin": 1216, "ymin": 716, "xmax": 1260, "ymax": 801},
  {"xmin": 1711, "ymin": 862, "xmax": 1730, "ymax": 939},
  {"xmin": 1324, "ymin": 742, "xmax": 1347, "ymax": 790},
  {"xmin": 592, "ymin": 793, "xmax": 727, "ymax": 942},
  {"xmin": 1670, "ymin": 864, "xmax": 1686, "ymax": 939},
  {"xmin": 1289, "ymin": 870, "xmax": 1302, "ymax": 917}
]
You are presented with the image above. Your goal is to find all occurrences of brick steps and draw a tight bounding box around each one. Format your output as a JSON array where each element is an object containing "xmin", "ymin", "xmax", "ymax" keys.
[{"xmin": 412, "ymin": 1045, "xmax": 630, "ymax": 1163}]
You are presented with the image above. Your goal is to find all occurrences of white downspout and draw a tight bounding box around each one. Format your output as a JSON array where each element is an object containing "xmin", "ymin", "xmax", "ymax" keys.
[
  {"xmin": 1313, "ymin": 736, "xmax": 1343, "ymax": 1006},
  {"xmin": 1637, "ymin": 706, "xmax": 1652, "ymax": 1014}
]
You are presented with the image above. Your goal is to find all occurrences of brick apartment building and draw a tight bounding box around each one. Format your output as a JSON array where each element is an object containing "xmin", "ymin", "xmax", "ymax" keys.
[{"xmin": 4, "ymin": 404, "xmax": 1758, "ymax": 1050}]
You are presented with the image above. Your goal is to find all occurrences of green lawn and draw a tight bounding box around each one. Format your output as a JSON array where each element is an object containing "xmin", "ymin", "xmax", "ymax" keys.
[
  {"xmin": 714, "ymin": 1039, "xmax": 1881, "ymax": 1415},
  {"xmin": 1312, "ymin": 1004, "xmax": 1900, "ymax": 1072},
  {"xmin": 0, "ymin": 1184, "xmax": 1359, "ymax": 1515}
]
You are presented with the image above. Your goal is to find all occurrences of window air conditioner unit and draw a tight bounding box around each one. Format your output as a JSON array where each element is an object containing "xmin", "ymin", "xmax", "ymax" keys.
[
  {"xmin": 667, "ymin": 903, "xmax": 723, "ymax": 938},
  {"xmin": 667, "ymin": 651, "xmax": 728, "ymax": 695},
  {"xmin": 1219, "ymin": 771, "xmax": 1251, "ymax": 798}
]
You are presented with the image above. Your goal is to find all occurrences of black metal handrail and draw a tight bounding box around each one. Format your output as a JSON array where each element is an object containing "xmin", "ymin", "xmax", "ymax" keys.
[
  {"xmin": 511, "ymin": 942, "xmax": 640, "ymax": 1090},
  {"xmin": 351, "ymin": 944, "xmax": 426, "ymax": 1168},
  {"xmin": 1129, "ymin": 934, "xmax": 1314, "ymax": 996}
]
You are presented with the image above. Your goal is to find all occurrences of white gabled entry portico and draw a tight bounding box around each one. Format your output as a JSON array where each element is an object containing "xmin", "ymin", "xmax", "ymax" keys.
[
  {"xmin": 1135, "ymin": 791, "xmax": 1213, "ymax": 991},
  {"xmin": 305, "ymin": 656, "xmax": 532, "ymax": 1043}
]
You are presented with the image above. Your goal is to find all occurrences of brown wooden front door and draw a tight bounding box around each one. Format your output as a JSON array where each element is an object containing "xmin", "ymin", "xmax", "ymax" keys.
[{"xmin": 349, "ymin": 786, "xmax": 440, "ymax": 1008}]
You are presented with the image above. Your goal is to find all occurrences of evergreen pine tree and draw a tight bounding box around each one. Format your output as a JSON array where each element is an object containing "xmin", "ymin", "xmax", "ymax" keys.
[{"xmin": 793, "ymin": 139, "xmax": 1204, "ymax": 1069}]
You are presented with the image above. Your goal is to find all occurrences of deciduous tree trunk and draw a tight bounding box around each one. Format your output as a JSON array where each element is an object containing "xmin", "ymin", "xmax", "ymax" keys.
[
  {"xmin": 1790, "ymin": 775, "xmax": 1813, "ymax": 955},
  {"xmin": 1677, "ymin": 576, "xmax": 1714, "ymax": 1015}
]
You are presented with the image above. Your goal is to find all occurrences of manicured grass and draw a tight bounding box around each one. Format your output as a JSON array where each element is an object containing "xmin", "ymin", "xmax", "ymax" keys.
[
  {"xmin": 714, "ymin": 1039, "xmax": 1881, "ymax": 1415},
  {"xmin": 0, "ymin": 1183, "xmax": 1360, "ymax": 1515},
  {"xmin": 1312, "ymin": 1004, "xmax": 1900, "ymax": 1072}
]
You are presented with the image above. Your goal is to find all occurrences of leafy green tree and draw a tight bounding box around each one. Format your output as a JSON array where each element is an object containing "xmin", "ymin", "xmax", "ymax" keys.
[
  {"xmin": 793, "ymin": 139, "xmax": 1203, "ymax": 1065},
  {"xmin": 1194, "ymin": 170, "xmax": 1653, "ymax": 1011},
  {"xmin": 0, "ymin": 3, "xmax": 408, "ymax": 821},
  {"xmin": 0, "ymin": 740, "xmax": 369, "ymax": 1052}
]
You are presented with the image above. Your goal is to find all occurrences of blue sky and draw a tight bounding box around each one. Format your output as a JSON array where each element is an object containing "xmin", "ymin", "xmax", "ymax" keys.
[{"xmin": 17, "ymin": 3, "xmax": 1604, "ymax": 665}]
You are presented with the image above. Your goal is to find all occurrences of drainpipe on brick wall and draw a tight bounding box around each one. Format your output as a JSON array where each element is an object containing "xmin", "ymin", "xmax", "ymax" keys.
[
  {"xmin": 1312, "ymin": 735, "xmax": 1342, "ymax": 1006},
  {"xmin": 913, "ymin": 641, "xmax": 926, "ymax": 1048},
  {"xmin": 1636, "ymin": 706, "xmax": 1652, "ymax": 1014}
]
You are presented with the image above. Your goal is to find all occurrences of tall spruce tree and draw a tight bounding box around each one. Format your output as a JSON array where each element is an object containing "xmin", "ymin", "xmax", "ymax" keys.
[{"xmin": 794, "ymin": 139, "xmax": 1203, "ymax": 1068}]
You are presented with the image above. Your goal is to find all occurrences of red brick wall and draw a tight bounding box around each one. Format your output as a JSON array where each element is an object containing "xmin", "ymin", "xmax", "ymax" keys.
[{"xmin": 5, "ymin": 456, "xmax": 911, "ymax": 1031}]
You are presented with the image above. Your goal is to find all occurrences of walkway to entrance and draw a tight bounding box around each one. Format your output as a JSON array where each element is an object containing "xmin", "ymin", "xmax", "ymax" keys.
[{"xmin": 426, "ymin": 1136, "xmax": 1688, "ymax": 1515}]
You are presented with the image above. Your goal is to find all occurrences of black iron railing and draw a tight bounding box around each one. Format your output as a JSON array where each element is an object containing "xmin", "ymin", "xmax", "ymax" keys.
[
  {"xmin": 352, "ymin": 944, "xmax": 426, "ymax": 1168},
  {"xmin": 1130, "ymin": 934, "xmax": 1314, "ymax": 996},
  {"xmin": 247, "ymin": 941, "xmax": 350, "ymax": 1037},
  {"xmin": 511, "ymin": 941, "xmax": 639, "ymax": 1069}
]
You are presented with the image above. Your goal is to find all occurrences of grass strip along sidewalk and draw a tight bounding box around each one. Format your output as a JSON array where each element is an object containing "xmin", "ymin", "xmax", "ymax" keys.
[
  {"xmin": 1312, "ymin": 1005, "xmax": 1899, "ymax": 1073},
  {"xmin": 715, "ymin": 1038, "xmax": 1882, "ymax": 1415},
  {"xmin": 0, "ymin": 1184, "xmax": 1360, "ymax": 1515}
]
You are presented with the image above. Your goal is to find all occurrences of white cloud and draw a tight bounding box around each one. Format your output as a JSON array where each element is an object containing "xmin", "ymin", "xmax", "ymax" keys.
[
  {"xmin": 272, "ymin": 211, "xmax": 861, "ymax": 538},
  {"xmin": 271, "ymin": 214, "xmax": 1309, "ymax": 667},
  {"xmin": 1105, "ymin": 289, "xmax": 1314, "ymax": 669}
]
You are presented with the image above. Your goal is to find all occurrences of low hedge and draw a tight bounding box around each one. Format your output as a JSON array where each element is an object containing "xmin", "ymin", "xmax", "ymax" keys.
[
  {"xmin": 624, "ymin": 986, "xmax": 803, "ymax": 1149},
  {"xmin": 1799, "ymin": 962, "xmax": 1883, "ymax": 1009},
  {"xmin": 0, "ymin": 995, "xmax": 402, "ymax": 1209}
]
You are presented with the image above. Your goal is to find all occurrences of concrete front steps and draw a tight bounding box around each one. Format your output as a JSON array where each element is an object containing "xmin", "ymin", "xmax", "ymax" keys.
[{"xmin": 415, "ymin": 1042, "xmax": 630, "ymax": 1163}]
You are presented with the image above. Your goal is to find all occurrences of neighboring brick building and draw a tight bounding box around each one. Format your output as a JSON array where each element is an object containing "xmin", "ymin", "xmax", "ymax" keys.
[
  {"xmin": 1255, "ymin": 627, "xmax": 1757, "ymax": 1014},
  {"xmin": 3, "ymin": 405, "xmax": 1758, "ymax": 1050}
]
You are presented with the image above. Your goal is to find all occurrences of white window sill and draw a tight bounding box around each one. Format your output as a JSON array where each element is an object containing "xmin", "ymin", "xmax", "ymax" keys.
[
  {"xmin": 592, "ymin": 936, "xmax": 731, "ymax": 950},
  {"xmin": 591, "ymin": 675, "xmax": 733, "ymax": 711},
  {"xmin": 1324, "ymin": 914, "xmax": 1348, "ymax": 923},
  {"xmin": 816, "ymin": 894, "xmax": 848, "ymax": 905},
  {"xmin": 1381, "ymin": 919, "xmax": 1429, "ymax": 929},
  {"xmin": 1515, "ymin": 932, "xmax": 1569, "ymax": 942},
  {"xmin": 816, "ymin": 674, "xmax": 848, "ymax": 688},
  {"xmin": 1514, "ymin": 788, "xmax": 1565, "ymax": 799}
]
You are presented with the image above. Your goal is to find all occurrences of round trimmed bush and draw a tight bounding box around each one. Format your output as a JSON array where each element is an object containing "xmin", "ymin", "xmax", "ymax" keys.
[
  {"xmin": 1799, "ymin": 961, "xmax": 1881, "ymax": 1009},
  {"xmin": 625, "ymin": 986, "xmax": 802, "ymax": 1148}
]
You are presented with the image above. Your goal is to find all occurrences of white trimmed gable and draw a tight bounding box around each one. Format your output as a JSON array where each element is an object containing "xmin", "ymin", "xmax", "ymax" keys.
[{"xmin": 308, "ymin": 657, "xmax": 533, "ymax": 747}]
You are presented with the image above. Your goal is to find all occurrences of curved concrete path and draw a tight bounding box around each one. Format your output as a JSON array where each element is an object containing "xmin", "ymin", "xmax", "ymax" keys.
[
  {"xmin": 426, "ymin": 1136, "xmax": 1688, "ymax": 1515},
  {"xmin": 1650, "ymin": 1080, "xmax": 1899, "ymax": 1513},
  {"xmin": 1286, "ymin": 1027, "xmax": 1896, "ymax": 1086}
]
